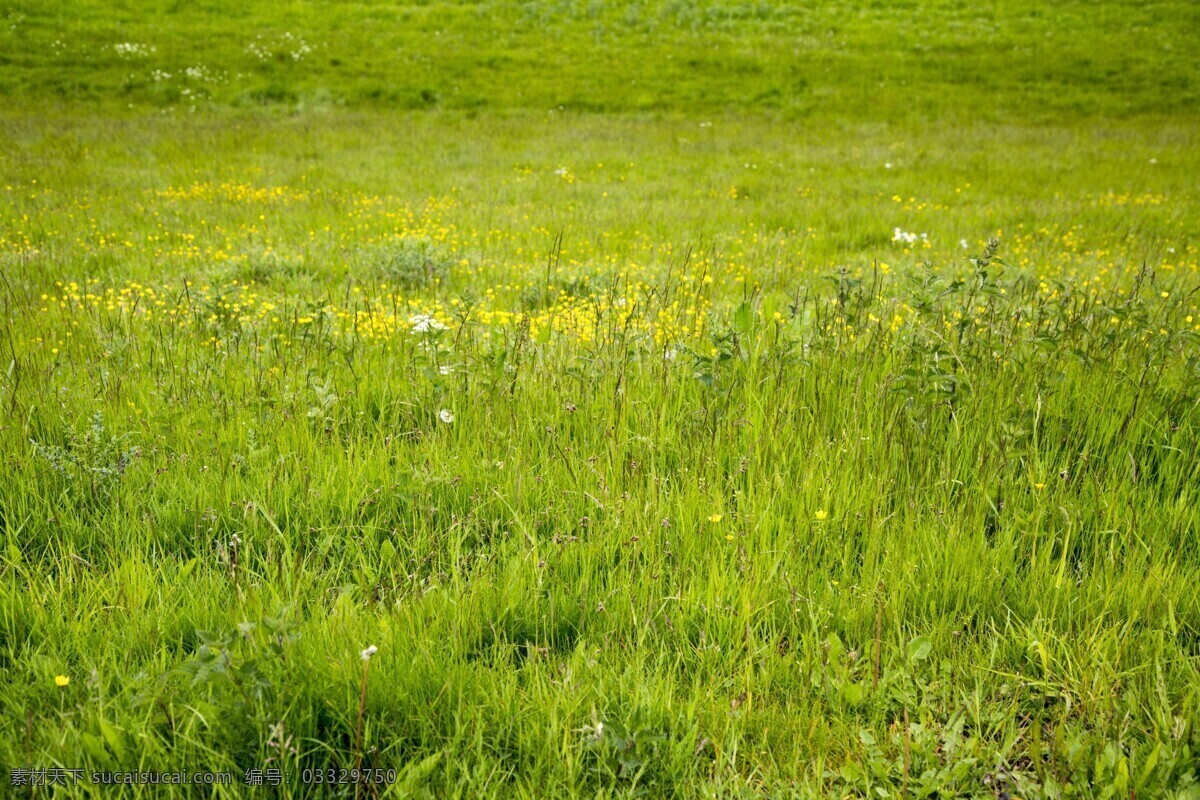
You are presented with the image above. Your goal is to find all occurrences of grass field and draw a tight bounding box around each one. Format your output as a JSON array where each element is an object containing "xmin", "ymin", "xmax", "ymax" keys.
[{"xmin": 1, "ymin": 1, "xmax": 1199, "ymax": 797}]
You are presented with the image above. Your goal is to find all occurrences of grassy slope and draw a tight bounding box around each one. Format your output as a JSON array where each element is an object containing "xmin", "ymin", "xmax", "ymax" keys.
[
  {"xmin": 1, "ymin": 0, "xmax": 1198, "ymax": 118},
  {"xmin": 1, "ymin": 2, "xmax": 1199, "ymax": 798}
]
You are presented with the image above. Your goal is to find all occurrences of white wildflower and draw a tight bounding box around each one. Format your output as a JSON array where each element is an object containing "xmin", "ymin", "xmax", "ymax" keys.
[
  {"xmin": 409, "ymin": 313, "xmax": 446, "ymax": 334},
  {"xmin": 113, "ymin": 43, "xmax": 154, "ymax": 59},
  {"xmin": 892, "ymin": 228, "xmax": 923, "ymax": 245},
  {"xmin": 438, "ymin": 409, "xmax": 455, "ymax": 424},
  {"xmin": 360, "ymin": 645, "xmax": 378, "ymax": 661}
]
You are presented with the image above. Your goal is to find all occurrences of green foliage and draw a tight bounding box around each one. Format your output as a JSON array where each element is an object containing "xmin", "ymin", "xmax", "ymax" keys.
[
  {"xmin": 360, "ymin": 237, "xmax": 454, "ymax": 290},
  {"xmin": 178, "ymin": 611, "xmax": 299, "ymax": 714},
  {"xmin": 29, "ymin": 413, "xmax": 139, "ymax": 513},
  {"xmin": 1, "ymin": 1, "xmax": 1199, "ymax": 797}
]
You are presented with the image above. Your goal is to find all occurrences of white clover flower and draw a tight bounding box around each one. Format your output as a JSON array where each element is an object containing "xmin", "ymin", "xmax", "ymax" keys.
[
  {"xmin": 438, "ymin": 409, "xmax": 455, "ymax": 424},
  {"xmin": 439, "ymin": 365, "xmax": 453, "ymax": 375},
  {"xmin": 960, "ymin": 239, "xmax": 970, "ymax": 249},
  {"xmin": 884, "ymin": 162, "xmax": 893, "ymax": 169},
  {"xmin": 360, "ymin": 645, "xmax": 378, "ymax": 661}
]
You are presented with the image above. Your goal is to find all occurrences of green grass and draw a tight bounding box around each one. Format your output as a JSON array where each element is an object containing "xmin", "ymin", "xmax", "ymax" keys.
[
  {"xmin": 1, "ymin": 2, "xmax": 1199, "ymax": 797},
  {"xmin": 2, "ymin": 0, "xmax": 1198, "ymax": 119}
]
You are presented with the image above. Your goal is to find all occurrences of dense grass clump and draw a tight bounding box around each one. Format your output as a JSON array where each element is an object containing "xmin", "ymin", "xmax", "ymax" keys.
[{"xmin": 1, "ymin": 1, "xmax": 1199, "ymax": 797}]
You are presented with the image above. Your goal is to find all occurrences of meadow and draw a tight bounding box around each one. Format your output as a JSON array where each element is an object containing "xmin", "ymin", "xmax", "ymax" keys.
[{"xmin": 1, "ymin": 1, "xmax": 1199, "ymax": 797}]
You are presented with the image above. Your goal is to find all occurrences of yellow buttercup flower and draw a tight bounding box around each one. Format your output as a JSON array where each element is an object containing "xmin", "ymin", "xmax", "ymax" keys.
[
  {"xmin": 814, "ymin": 510, "xmax": 828, "ymax": 521},
  {"xmin": 708, "ymin": 513, "xmax": 723, "ymax": 523},
  {"xmin": 55, "ymin": 675, "xmax": 70, "ymax": 687}
]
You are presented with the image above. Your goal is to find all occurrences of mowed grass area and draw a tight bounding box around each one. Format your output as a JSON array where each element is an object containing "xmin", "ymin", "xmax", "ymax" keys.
[{"xmin": 1, "ymin": 2, "xmax": 1200, "ymax": 798}]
